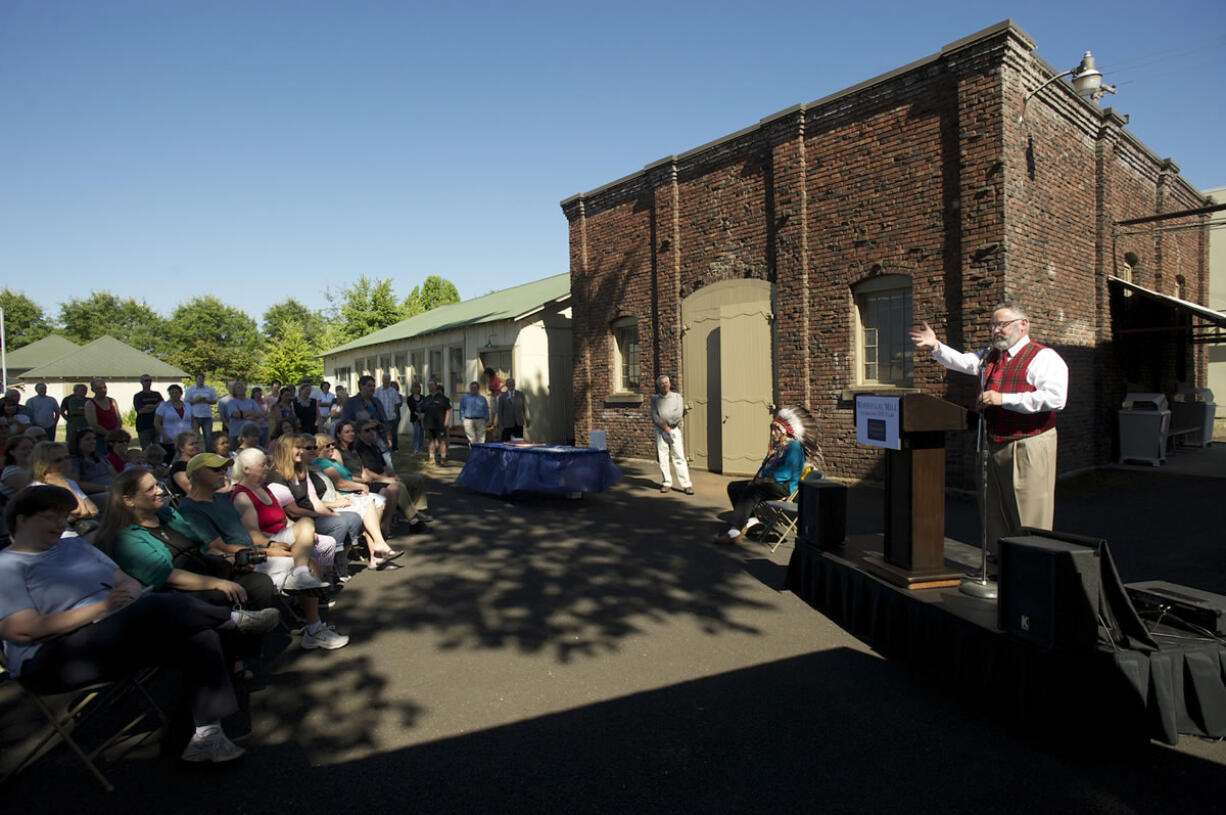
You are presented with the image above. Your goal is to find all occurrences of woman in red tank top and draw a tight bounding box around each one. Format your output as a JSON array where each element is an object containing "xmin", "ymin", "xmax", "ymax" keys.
[
  {"xmin": 231, "ymin": 483, "xmax": 289, "ymax": 536},
  {"xmin": 229, "ymin": 452, "xmax": 292, "ymax": 540},
  {"xmin": 83, "ymin": 379, "xmax": 122, "ymax": 458}
]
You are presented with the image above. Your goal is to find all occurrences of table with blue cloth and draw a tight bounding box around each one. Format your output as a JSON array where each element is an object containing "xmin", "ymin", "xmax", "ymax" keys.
[{"xmin": 456, "ymin": 443, "xmax": 622, "ymax": 497}]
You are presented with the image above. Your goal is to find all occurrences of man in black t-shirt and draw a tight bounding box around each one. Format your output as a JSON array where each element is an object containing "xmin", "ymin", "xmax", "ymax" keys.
[
  {"xmin": 132, "ymin": 374, "xmax": 164, "ymax": 448},
  {"xmin": 419, "ymin": 380, "xmax": 452, "ymax": 465}
]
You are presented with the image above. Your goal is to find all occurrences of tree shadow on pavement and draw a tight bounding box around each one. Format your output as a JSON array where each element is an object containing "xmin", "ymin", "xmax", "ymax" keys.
[{"xmin": 342, "ymin": 480, "xmax": 775, "ymax": 662}]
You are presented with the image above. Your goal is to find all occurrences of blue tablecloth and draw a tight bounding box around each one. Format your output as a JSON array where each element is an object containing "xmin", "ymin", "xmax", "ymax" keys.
[{"xmin": 456, "ymin": 443, "xmax": 622, "ymax": 497}]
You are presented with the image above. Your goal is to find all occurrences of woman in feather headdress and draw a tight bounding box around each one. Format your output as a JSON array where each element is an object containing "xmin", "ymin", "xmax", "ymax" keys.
[{"xmin": 715, "ymin": 407, "xmax": 820, "ymax": 544}]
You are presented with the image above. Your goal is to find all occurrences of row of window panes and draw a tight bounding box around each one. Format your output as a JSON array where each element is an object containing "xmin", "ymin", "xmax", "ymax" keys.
[{"xmin": 339, "ymin": 346, "xmax": 480, "ymax": 394}]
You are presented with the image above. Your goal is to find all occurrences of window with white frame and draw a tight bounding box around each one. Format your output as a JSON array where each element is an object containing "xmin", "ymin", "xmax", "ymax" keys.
[
  {"xmin": 611, "ymin": 316, "xmax": 640, "ymax": 392},
  {"xmin": 854, "ymin": 275, "xmax": 913, "ymax": 387}
]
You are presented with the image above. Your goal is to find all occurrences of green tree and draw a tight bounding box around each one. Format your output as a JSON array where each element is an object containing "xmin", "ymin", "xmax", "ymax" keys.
[
  {"xmin": 165, "ymin": 296, "xmax": 262, "ymax": 380},
  {"xmin": 261, "ymin": 320, "xmax": 323, "ymax": 384},
  {"xmin": 314, "ymin": 320, "xmax": 348, "ymax": 356},
  {"xmin": 330, "ymin": 276, "xmax": 404, "ymax": 343},
  {"xmin": 403, "ymin": 275, "xmax": 461, "ymax": 317},
  {"xmin": 0, "ymin": 288, "xmax": 54, "ymax": 349},
  {"xmin": 262, "ymin": 298, "xmax": 323, "ymax": 343},
  {"xmin": 58, "ymin": 291, "xmax": 166, "ymax": 355}
]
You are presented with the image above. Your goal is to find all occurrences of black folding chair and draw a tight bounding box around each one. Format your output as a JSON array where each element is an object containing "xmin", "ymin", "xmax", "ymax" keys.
[{"xmin": 0, "ymin": 652, "xmax": 167, "ymax": 793}]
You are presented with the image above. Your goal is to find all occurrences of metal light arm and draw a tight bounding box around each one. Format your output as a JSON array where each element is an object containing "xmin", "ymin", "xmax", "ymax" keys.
[{"xmin": 1018, "ymin": 51, "xmax": 1116, "ymax": 123}]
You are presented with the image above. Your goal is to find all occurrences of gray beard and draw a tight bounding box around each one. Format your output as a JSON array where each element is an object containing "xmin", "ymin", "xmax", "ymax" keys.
[{"xmin": 991, "ymin": 338, "xmax": 1010, "ymax": 351}]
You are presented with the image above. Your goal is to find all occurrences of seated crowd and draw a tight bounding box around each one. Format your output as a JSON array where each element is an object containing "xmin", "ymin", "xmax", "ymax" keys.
[{"xmin": 0, "ymin": 375, "xmax": 437, "ymax": 765}]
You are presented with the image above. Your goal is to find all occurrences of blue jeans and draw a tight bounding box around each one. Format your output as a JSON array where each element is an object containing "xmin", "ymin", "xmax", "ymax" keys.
[
  {"xmin": 390, "ymin": 412, "xmax": 402, "ymax": 451},
  {"xmin": 313, "ymin": 511, "xmax": 364, "ymax": 552},
  {"xmin": 411, "ymin": 419, "xmax": 426, "ymax": 452},
  {"xmin": 193, "ymin": 417, "xmax": 213, "ymax": 449}
]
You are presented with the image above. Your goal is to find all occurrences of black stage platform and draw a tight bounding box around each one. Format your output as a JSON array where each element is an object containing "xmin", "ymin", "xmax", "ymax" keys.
[{"xmin": 786, "ymin": 534, "xmax": 1226, "ymax": 745}]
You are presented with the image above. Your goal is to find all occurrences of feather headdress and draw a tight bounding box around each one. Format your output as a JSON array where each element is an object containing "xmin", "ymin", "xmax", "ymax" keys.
[{"xmin": 771, "ymin": 406, "xmax": 824, "ymax": 469}]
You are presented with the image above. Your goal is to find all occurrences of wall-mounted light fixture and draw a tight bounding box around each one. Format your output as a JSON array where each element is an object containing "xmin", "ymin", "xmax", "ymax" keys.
[{"xmin": 1019, "ymin": 51, "xmax": 1117, "ymax": 123}]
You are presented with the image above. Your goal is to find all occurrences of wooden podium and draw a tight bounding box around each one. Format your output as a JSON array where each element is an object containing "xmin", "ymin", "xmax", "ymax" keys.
[{"xmin": 856, "ymin": 393, "xmax": 968, "ymax": 590}]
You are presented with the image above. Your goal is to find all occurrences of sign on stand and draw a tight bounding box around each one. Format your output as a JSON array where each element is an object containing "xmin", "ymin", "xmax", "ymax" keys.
[{"xmin": 855, "ymin": 395, "xmax": 901, "ymax": 450}]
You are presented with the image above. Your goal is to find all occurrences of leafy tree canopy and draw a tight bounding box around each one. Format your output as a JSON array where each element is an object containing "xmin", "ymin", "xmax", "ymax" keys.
[
  {"xmin": 58, "ymin": 290, "xmax": 166, "ymax": 355},
  {"xmin": 261, "ymin": 321, "xmax": 323, "ymax": 385},
  {"xmin": 0, "ymin": 288, "xmax": 54, "ymax": 350},
  {"xmin": 262, "ymin": 298, "xmax": 323, "ymax": 342},
  {"xmin": 403, "ymin": 275, "xmax": 461, "ymax": 318},
  {"xmin": 330, "ymin": 276, "xmax": 404, "ymax": 343},
  {"xmin": 165, "ymin": 296, "xmax": 262, "ymax": 379}
]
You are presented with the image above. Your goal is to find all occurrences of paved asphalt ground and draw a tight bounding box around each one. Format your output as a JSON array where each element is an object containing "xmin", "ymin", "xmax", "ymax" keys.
[{"xmin": 3, "ymin": 443, "xmax": 1224, "ymax": 813}]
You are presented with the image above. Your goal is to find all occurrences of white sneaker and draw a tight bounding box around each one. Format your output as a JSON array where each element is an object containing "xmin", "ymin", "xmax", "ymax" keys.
[
  {"xmin": 301, "ymin": 624, "xmax": 349, "ymax": 650},
  {"xmin": 234, "ymin": 607, "xmax": 281, "ymax": 634},
  {"xmin": 181, "ymin": 730, "xmax": 246, "ymax": 763},
  {"xmin": 282, "ymin": 570, "xmax": 331, "ymax": 596}
]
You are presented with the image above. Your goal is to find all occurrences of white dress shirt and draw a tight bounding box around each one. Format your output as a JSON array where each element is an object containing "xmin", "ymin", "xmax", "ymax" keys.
[
  {"xmin": 931, "ymin": 335, "xmax": 1068, "ymax": 414},
  {"xmin": 184, "ymin": 385, "xmax": 217, "ymax": 419}
]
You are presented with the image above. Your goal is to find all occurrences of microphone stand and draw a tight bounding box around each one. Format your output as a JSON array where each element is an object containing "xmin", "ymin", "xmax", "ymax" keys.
[{"xmin": 960, "ymin": 350, "xmax": 998, "ymax": 600}]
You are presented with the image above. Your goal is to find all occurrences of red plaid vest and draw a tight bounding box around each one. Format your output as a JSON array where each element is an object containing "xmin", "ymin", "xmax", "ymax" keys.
[{"xmin": 983, "ymin": 340, "xmax": 1057, "ymax": 442}]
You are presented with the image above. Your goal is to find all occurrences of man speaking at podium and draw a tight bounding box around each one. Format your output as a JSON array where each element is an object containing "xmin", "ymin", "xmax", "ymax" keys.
[{"xmin": 910, "ymin": 304, "xmax": 1068, "ymax": 565}]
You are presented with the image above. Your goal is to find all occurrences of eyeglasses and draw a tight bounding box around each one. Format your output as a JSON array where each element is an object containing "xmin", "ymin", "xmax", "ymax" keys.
[
  {"xmin": 303, "ymin": 445, "xmax": 317, "ymax": 450},
  {"xmin": 988, "ymin": 318, "xmax": 1023, "ymax": 329}
]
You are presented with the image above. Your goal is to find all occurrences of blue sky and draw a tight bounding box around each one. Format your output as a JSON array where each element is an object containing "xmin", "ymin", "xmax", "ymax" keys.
[{"xmin": 2, "ymin": 0, "xmax": 1223, "ymax": 325}]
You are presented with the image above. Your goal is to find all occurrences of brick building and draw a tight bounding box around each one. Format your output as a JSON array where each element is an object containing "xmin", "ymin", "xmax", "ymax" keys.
[{"xmin": 560, "ymin": 20, "xmax": 1211, "ymax": 485}]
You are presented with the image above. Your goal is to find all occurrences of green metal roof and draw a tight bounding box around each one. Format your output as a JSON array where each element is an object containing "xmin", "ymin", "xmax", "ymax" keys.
[
  {"xmin": 3, "ymin": 334, "xmax": 80, "ymax": 372},
  {"xmin": 322, "ymin": 273, "xmax": 570, "ymax": 357},
  {"xmin": 19, "ymin": 335, "xmax": 188, "ymax": 380}
]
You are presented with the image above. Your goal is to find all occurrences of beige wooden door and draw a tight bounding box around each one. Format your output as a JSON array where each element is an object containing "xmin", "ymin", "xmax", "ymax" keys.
[
  {"xmin": 719, "ymin": 302, "xmax": 773, "ymax": 475},
  {"xmin": 680, "ymin": 279, "xmax": 773, "ymax": 474}
]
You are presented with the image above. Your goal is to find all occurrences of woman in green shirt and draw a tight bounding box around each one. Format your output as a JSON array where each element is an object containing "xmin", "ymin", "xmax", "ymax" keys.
[{"xmin": 97, "ymin": 469, "xmax": 277, "ymax": 678}]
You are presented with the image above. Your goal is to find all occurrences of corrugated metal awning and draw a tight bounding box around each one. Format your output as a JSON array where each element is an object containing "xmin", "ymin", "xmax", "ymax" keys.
[{"xmin": 1107, "ymin": 275, "xmax": 1226, "ymax": 345}]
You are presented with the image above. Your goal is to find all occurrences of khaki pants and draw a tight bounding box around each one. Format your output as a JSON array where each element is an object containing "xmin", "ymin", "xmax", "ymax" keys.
[
  {"xmin": 463, "ymin": 418, "xmax": 487, "ymax": 446},
  {"xmin": 981, "ymin": 427, "xmax": 1057, "ymax": 557}
]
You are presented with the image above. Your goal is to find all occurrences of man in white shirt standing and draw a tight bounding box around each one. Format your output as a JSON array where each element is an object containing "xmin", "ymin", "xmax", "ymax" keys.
[
  {"xmin": 650, "ymin": 375, "xmax": 693, "ymax": 495},
  {"xmin": 184, "ymin": 373, "xmax": 218, "ymax": 449},
  {"xmin": 317, "ymin": 381, "xmax": 336, "ymax": 432},
  {"xmin": 373, "ymin": 373, "xmax": 403, "ymax": 452},
  {"xmin": 910, "ymin": 303, "xmax": 1068, "ymax": 568}
]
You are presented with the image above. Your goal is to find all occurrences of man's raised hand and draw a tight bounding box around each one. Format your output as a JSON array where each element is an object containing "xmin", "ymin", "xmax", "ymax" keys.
[{"xmin": 909, "ymin": 321, "xmax": 938, "ymax": 352}]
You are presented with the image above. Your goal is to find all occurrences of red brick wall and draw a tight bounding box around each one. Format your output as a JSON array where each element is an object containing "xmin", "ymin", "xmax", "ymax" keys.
[
  {"xmin": 563, "ymin": 22, "xmax": 1208, "ymax": 484},
  {"xmin": 1001, "ymin": 38, "xmax": 1208, "ymax": 473}
]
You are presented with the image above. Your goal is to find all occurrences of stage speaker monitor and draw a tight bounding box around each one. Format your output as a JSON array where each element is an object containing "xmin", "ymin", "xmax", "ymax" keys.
[
  {"xmin": 796, "ymin": 472, "xmax": 846, "ymax": 550},
  {"xmin": 997, "ymin": 532, "xmax": 1102, "ymax": 653}
]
